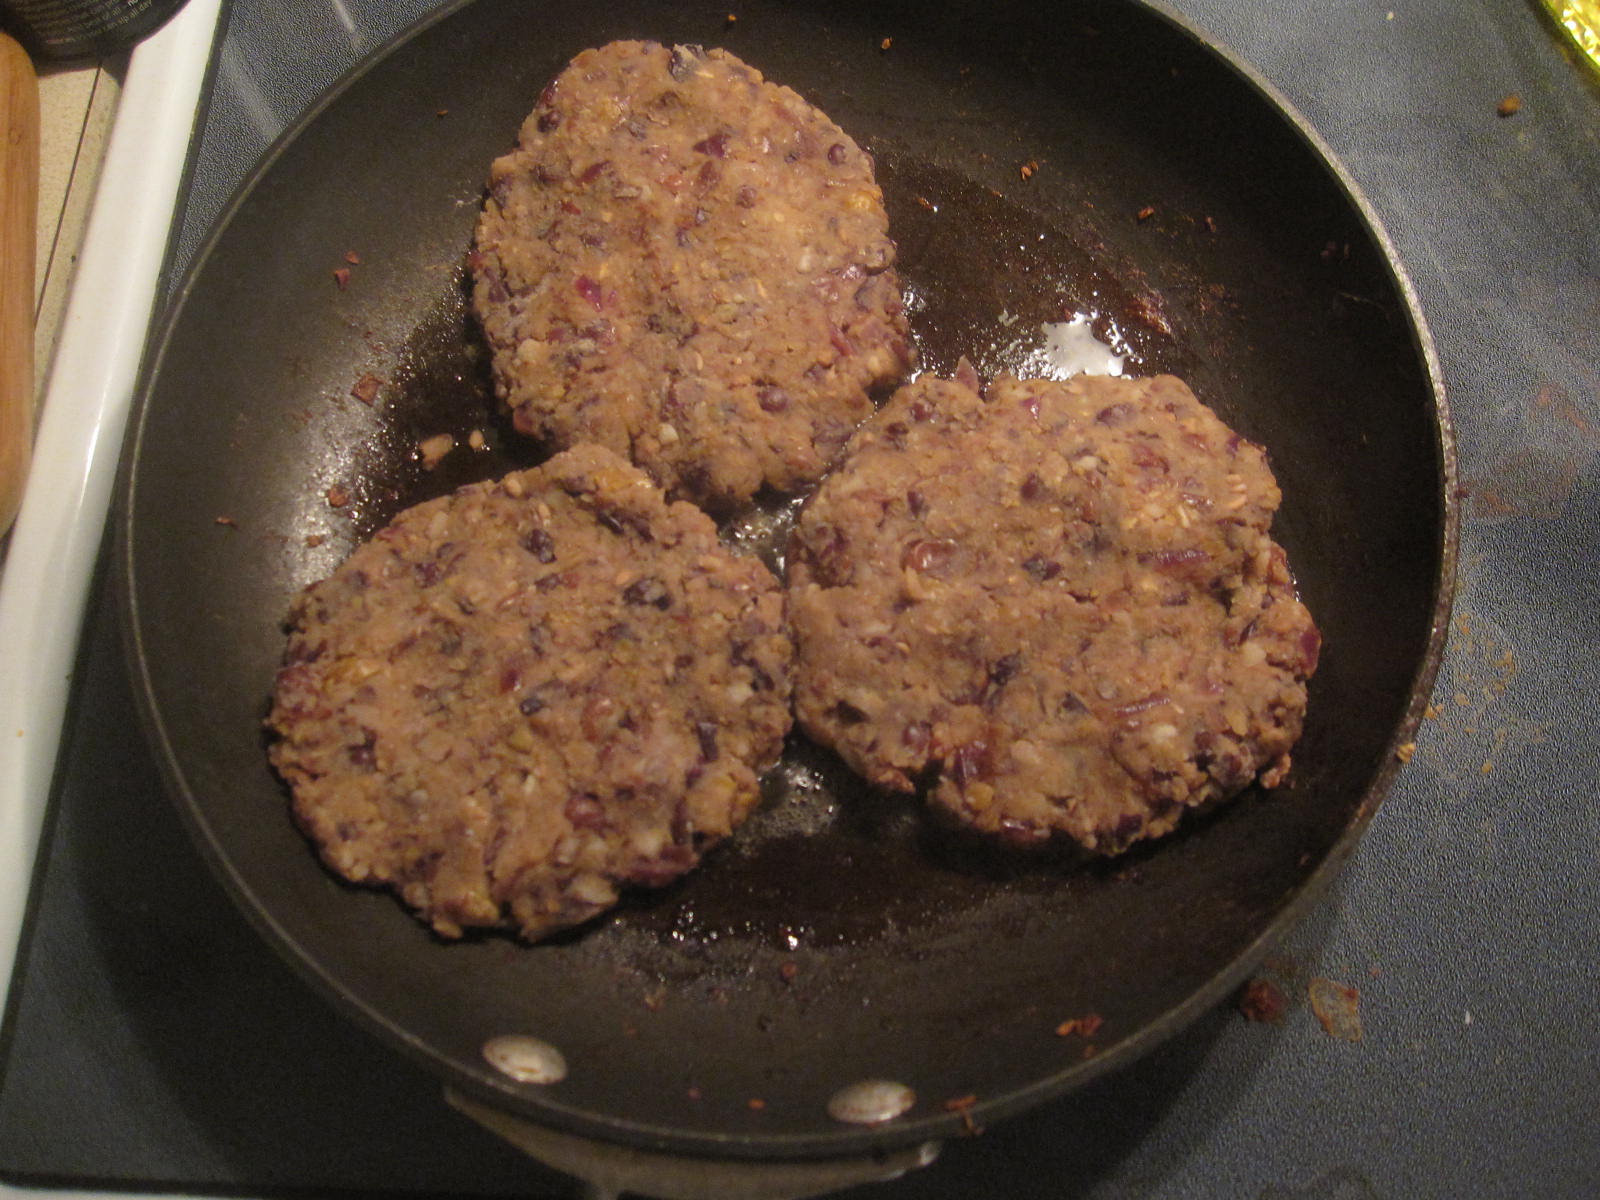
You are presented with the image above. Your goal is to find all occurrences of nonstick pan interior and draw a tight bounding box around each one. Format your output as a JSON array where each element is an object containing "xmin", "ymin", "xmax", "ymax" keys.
[{"xmin": 120, "ymin": 0, "xmax": 1454, "ymax": 1161}]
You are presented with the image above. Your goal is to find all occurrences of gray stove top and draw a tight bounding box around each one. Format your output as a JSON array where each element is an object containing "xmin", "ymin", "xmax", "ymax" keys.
[{"xmin": 2, "ymin": 1, "xmax": 1596, "ymax": 1195}]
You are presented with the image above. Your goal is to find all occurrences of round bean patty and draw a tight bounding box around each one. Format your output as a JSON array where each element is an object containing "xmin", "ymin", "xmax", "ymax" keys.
[
  {"xmin": 471, "ymin": 40, "xmax": 913, "ymax": 511},
  {"xmin": 786, "ymin": 370, "xmax": 1320, "ymax": 854},
  {"xmin": 268, "ymin": 444, "xmax": 793, "ymax": 940}
]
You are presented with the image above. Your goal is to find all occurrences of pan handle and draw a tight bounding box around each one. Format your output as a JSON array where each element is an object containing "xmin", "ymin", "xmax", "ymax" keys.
[{"xmin": 445, "ymin": 1088, "xmax": 941, "ymax": 1200}]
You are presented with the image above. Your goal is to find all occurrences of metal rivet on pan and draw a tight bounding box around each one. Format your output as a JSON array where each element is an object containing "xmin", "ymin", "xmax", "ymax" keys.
[
  {"xmin": 827, "ymin": 1079, "xmax": 915, "ymax": 1125},
  {"xmin": 482, "ymin": 1034, "xmax": 567, "ymax": 1085}
]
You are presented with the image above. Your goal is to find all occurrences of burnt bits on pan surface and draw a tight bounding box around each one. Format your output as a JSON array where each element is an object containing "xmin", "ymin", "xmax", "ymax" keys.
[
  {"xmin": 267, "ymin": 444, "xmax": 793, "ymax": 940},
  {"xmin": 470, "ymin": 40, "xmax": 914, "ymax": 511},
  {"xmin": 787, "ymin": 369, "xmax": 1321, "ymax": 854}
]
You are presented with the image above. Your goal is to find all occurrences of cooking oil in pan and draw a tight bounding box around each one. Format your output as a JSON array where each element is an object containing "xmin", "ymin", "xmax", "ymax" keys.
[
  {"xmin": 1013, "ymin": 312, "xmax": 1125, "ymax": 379},
  {"xmin": 877, "ymin": 155, "xmax": 1172, "ymax": 384}
]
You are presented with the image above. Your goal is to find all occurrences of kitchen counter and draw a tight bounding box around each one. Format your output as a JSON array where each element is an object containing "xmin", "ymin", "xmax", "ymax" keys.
[{"xmin": 0, "ymin": 1, "xmax": 1596, "ymax": 1196}]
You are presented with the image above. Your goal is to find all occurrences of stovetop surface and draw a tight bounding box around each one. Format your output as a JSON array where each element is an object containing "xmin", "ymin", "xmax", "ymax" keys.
[{"xmin": 2, "ymin": 1, "xmax": 1597, "ymax": 1196}]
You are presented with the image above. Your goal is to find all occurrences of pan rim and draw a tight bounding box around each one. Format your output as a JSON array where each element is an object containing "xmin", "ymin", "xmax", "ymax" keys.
[{"xmin": 117, "ymin": 0, "xmax": 1458, "ymax": 1162}]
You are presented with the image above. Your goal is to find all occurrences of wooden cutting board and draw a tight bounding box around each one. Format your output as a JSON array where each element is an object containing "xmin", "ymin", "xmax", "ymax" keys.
[{"xmin": 0, "ymin": 30, "xmax": 37, "ymax": 534}]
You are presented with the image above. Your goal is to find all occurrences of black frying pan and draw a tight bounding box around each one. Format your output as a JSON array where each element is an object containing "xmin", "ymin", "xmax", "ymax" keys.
[{"xmin": 119, "ymin": 0, "xmax": 1455, "ymax": 1169}]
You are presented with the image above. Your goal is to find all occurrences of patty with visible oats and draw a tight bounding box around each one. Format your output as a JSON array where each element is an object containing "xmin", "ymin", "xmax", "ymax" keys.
[
  {"xmin": 787, "ymin": 369, "xmax": 1320, "ymax": 854},
  {"xmin": 471, "ymin": 40, "xmax": 913, "ymax": 511},
  {"xmin": 268, "ymin": 444, "xmax": 793, "ymax": 940}
]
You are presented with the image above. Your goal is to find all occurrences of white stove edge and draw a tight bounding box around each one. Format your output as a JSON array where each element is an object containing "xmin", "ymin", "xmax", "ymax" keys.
[{"xmin": 0, "ymin": 2, "xmax": 225, "ymax": 1196}]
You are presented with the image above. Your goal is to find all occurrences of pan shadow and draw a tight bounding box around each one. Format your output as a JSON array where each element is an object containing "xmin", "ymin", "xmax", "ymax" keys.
[
  {"xmin": 851, "ymin": 1008, "xmax": 1263, "ymax": 1199},
  {"xmin": 849, "ymin": 896, "xmax": 1344, "ymax": 1199}
]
